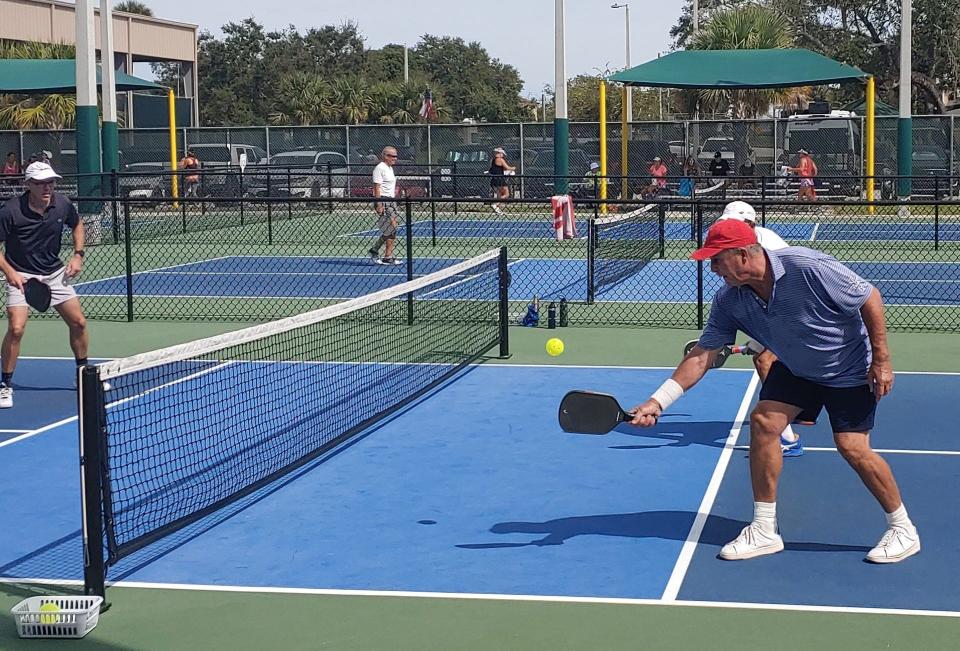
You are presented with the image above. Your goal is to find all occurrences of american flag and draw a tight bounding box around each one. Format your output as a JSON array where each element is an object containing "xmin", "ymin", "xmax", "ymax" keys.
[{"xmin": 419, "ymin": 89, "xmax": 437, "ymax": 121}]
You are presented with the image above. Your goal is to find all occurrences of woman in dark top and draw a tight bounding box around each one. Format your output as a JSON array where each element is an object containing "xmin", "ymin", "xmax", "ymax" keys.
[{"xmin": 489, "ymin": 147, "xmax": 515, "ymax": 214}]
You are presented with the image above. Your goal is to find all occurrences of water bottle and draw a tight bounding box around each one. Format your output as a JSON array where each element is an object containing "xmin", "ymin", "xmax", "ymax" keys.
[
  {"xmin": 547, "ymin": 302, "xmax": 557, "ymax": 329},
  {"xmin": 559, "ymin": 298, "xmax": 568, "ymax": 327}
]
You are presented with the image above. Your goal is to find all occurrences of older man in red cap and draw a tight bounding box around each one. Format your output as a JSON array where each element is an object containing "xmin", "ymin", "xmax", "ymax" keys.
[{"xmin": 628, "ymin": 219, "xmax": 919, "ymax": 564}]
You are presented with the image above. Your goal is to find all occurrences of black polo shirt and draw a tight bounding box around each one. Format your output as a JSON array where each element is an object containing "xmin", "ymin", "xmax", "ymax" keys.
[
  {"xmin": 0, "ymin": 193, "xmax": 79, "ymax": 275},
  {"xmin": 709, "ymin": 159, "xmax": 731, "ymax": 177}
]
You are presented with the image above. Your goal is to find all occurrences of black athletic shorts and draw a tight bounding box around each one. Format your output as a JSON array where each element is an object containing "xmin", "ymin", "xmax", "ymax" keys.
[{"xmin": 759, "ymin": 361, "xmax": 876, "ymax": 433}]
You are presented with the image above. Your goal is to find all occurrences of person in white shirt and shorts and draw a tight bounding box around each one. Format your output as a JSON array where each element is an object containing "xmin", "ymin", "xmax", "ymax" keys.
[
  {"xmin": 369, "ymin": 146, "xmax": 402, "ymax": 265},
  {"xmin": 718, "ymin": 201, "xmax": 804, "ymax": 456}
]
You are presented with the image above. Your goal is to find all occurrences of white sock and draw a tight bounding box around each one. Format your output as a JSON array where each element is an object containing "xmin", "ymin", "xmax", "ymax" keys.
[
  {"xmin": 780, "ymin": 424, "xmax": 798, "ymax": 443},
  {"xmin": 753, "ymin": 501, "xmax": 777, "ymax": 534},
  {"xmin": 885, "ymin": 504, "xmax": 913, "ymax": 529}
]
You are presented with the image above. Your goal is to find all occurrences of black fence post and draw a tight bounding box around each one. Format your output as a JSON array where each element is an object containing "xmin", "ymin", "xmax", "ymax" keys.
[
  {"xmin": 180, "ymin": 192, "xmax": 187, "ymax": 234},
  {"xmin": 405, "ymin": 198, "xmax": 415, "ymax": 326},
  {"xmin": 239, "ymin": 171, "xmax": 245, "ymax": 226},
  {"xmin": 498, "ymin": 246, "xmax": 510, "ymax": 358},
  {"xmin": 110, "ymin": 171, "xmax": 120, "ymax": 244},
  {"xmin": 123, "ymin": 201, "xmax": 134, "ymax": 322},
  {"xmin": 200, "ymin": 171, "xmax": 207, "ymax": 215},
  {"xmin": 453, "ymin": 161, "xmax": 459, "ymax": 215},
  {"xmin": 760, "ymin": 176, "xmax": 767, "ymax": 227},
  {"xmin": 696, "ymin": 203, "xmax": 704, "ymax": 329},
  {"xmin": 934, "ymin": 177, "xmax": 940, "ymax": 251},
  {"xmin": 266, "ymin": 168, "xmax": 273, "ymax": 245},
  {"xmin": 586, "ymin": 181, "xmax": 599, "ymax": 305},
  {"xmin": 658, "ymin": 203, "xmax": 666, "ymax": 259},
  {"xmin": 287, "ymin": 167, "xmax": 293, "ymax": 221},
  {"xmin": 326, "ymin": 162, "xmax": 333, "ymax": 214},
  {"xmin": 79, "ymin": 365, "xmax": 108, "ymax": 605}
]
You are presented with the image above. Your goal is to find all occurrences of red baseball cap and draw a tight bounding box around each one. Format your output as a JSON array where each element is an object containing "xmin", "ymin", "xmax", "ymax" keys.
[{"xmin": 690, "ymin": 219, "xmax": 758, "ymax": 260}]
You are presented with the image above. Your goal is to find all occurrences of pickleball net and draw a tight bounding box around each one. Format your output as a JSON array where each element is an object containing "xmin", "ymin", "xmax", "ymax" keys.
[{"xmin": 78, "ymin": 247, "xmax": 510, "ymax": 596}]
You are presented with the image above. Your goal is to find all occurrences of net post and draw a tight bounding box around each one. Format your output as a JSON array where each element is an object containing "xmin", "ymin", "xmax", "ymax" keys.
[
  {"xmin": 79, "ymin": 365, "xmax": 107, "ymax": 604},
  {"xmin": 405, "ymin": 198, "xmax": 415, "ymax": 326},
  {"xmin": 287, "ymin": 168, "xmax": 293, "ymax": 221},
  {"xmin": 123, "ymin": 201, "xmax": 134, "ymax": 322},
  {"xmin": 498, "ymin": 246, "xmax": 510, "ymax": 357},
  {"xmin": 180, "ymin": 186, "xmax": 188, "ymax": 234},
  {"xmin": 431, "ymin": 198, "xmax": 437, "ymax": 247},
  {"xmin": 657, "ymin": 203, "xmax": 666, "ymax": 259},
  {"xmin": 239, "ymin": 171, "xmax": 245, "ymax": 226}
]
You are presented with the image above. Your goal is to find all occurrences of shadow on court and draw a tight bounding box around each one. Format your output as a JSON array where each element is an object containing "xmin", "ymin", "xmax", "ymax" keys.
[
  {"xmin": 459, "ymin": 510, "xmax": 871, "ymax": 555},
  {"xmin": 606, "ymin": 419, "xmax": 737, "ymax": 450}
]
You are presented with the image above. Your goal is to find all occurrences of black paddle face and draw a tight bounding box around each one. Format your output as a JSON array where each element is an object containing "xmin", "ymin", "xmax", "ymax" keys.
[
  {"xmin": 24, "ymin": 278, "xmax": 51, "ymax": 312},
  {"xmin": 558, "ymin": 390, "xmax": 630, "ymax": 435},
  {"xmin": 683, "ymin": 340, "xmax": 731, "ymax": 369}
]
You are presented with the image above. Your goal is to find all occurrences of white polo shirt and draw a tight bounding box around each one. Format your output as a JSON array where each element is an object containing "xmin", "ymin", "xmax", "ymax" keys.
[{"xmin": 372, "ymin": 162, "xmax": 396, "ymax": 199}]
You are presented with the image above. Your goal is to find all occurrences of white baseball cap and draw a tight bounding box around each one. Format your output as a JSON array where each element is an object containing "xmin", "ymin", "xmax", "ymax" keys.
[
  {"xmin": 590, "ymin": 162, "xmax": 600, "ymax": 170},
  {"xmin": 24, "ymin": 161, "xmax": 62, "ymax": 182},
  {"xmin": 719, "ymin": 200, "xmax": 757, "ymax": 223}
]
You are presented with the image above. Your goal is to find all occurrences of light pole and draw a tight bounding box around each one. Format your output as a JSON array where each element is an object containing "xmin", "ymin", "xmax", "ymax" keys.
[
  {"xmin": 611, "ymin": 3, "xmax": 632, "ymax": 121},
  {"xmin": 555, "ymin": 0, "xmax": 569, "ymax": 193},
  {"xmin": 693, "ymin": 0, "xmax": 699, "ymax": 34}
]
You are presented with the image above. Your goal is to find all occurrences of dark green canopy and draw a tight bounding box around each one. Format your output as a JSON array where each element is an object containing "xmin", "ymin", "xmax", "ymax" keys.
[
  {"xmin": 0, "ymin": 59, "xmax": 166, "ymax": 93},
  {"xmin": 607, "ymin": 48, "xmax": 868, "ymax": 89}
]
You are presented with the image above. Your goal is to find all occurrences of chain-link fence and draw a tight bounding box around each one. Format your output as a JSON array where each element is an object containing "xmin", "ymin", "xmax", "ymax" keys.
[
  {"xmin": 4, "ymin": 116, "xmax": 957, "ymax": 199},
  {"xmin": 14, "ymin": 185, "xmax": 957, "ymax": 332}
]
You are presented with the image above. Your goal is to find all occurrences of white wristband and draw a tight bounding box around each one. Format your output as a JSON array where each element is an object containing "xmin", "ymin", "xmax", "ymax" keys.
[{"xmin": 650, "ymin": 378, "xmax": 684, "ymax": 411}]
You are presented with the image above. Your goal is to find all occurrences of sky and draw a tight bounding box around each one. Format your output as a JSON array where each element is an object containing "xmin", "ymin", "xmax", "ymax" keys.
[{"xmin": 125, "ymin": 0, "xmax": 681, "ymax": 96}]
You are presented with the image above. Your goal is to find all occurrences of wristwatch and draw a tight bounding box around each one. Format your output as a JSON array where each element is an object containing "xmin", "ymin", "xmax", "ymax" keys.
[{"xmin": 74, "ymin": 250, "xmax": 85, "ymax": 258}]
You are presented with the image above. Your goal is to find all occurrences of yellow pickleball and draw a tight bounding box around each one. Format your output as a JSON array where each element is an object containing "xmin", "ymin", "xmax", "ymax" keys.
[
  {"xmin": 39, "ymin": 602, "xmax": 60, "ymax": 625},
  {"xmin": 546, "ymin": 338, "xmax": 565, "ymax": 356}
]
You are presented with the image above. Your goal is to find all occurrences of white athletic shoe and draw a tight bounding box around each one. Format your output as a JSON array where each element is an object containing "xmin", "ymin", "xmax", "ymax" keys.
[
  {"xmin": 0, "ymin": 385, "xmax": 13, "ymax": 409},
  {"xmin": 719, "ymin": 523, "xmax": 784, "ymax": 560},
  {"xmin": 866, "ymin": 525, "xmax": 920, "ymax": 564}
]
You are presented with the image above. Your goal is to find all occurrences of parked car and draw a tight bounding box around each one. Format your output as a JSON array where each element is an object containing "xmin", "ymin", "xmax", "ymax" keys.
[
  {"xmin": 430, "ymin": 144, "xmax": 518, "ymax": 198},
  {"xmin": 248, "ymin": 150, "xmax": 348, "ymax": 198},
  {"xmin": 118, "ymin": 162, "xmax": 173, "ymax": 203}
]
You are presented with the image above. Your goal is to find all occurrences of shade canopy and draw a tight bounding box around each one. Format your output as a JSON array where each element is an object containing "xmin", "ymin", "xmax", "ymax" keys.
[
  {"xmin": 607, "ymin": 48, "xmax": 868, "ymax": 89},
  {"xmin": 0, "ymin": 59, "xmax": 166, "ymax": 94}
]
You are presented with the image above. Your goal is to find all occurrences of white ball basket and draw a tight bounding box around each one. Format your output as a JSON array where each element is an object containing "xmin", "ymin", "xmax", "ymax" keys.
[{"xmin": 11, "ymin": 595, "xmax": 103, "ymax": 639}]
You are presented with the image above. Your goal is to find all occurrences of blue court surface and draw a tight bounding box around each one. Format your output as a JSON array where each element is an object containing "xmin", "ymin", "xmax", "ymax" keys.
[
  {"xmin": 73, "ymin": 255, "xmax": 960, "ymax": 305},
  {"xmin": 1, "ymin": 359, "xmax": 959, "ymax": 614},
  {"xmin": 352, "ymin": 218, "xmax": 960, "ymax": 243}
]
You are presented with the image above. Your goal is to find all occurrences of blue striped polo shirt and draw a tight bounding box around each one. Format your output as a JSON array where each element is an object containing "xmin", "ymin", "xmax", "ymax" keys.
[{"xmin": 699, "ymin": 246, "xmax": 874, "ymax": 387}]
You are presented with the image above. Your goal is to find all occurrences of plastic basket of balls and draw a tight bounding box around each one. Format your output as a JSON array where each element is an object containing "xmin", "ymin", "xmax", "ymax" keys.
[{"xmin": 11, "ymin": 595, "xmax": 103, "ymax": 639}]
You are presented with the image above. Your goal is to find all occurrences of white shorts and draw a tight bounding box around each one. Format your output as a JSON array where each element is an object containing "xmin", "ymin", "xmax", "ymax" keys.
[{"xmin": 6, "ymin": 267, "xmax": 78, "ymax": 310}]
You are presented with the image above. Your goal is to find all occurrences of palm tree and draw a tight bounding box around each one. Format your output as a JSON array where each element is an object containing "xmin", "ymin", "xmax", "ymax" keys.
[
  {"xmin": 269, "ymin": 73, "xmax": 334, "ymax": 125},
  {"xmin": 689, "ymin": 5, "xmax": 795, "ymax": 118},
  {"xmin": 331, "ymin": 78, "xmax": 374, "ymax": 125},
  {"xmin": 0, "ymin": 40, "xmax": 77, "ymax": 129},
  {"xmin": 113, "ymin": 1, "xmax": 153, "ymax": 16}
]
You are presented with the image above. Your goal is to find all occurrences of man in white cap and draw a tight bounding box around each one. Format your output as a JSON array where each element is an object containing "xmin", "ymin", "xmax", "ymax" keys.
[
  {"xmin": 0, "ymin": 161, "xmax": 88, "ymax": 408},
  {"xmin": 718, "ymin": 201, "xmax": 802, "ymax": 456}
]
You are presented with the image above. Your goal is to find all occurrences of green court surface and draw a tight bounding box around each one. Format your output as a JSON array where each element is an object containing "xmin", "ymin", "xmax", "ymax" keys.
[{"xmin": 1, "ymin": 320, "xmax": 959, "ymax": 649}]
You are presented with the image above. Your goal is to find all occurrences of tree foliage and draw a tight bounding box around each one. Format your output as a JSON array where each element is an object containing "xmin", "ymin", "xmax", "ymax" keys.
[
  {"xmin": 0, "ymin": 40, "xmax": 77, "ymax": 129},
  {"xmin": 672, "ymin": 0, "xmax": 960, "ymax": 113},
  {"xmin": 181, "ymin": 19, "xmax": 527, "ymax": 126}
]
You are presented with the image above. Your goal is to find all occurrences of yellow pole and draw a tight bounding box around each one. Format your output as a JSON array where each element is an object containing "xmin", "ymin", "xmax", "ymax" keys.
[
  {"xmin": 168, "ymin": 88, "xmax": 179, "ymax": 207},
  {"xmin": 621, "ymin": 86, "xmax": 628, "ymax": 202},
  {"xmin": 865, "ymin": 76, "xmax": 875, "ymax": 214},
  {"xmin": 599, "ymin": 81, "xmax": 607, "ymax": 214}
]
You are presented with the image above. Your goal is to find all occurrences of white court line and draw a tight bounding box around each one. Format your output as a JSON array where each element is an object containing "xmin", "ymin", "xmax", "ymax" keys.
[
  {"xmin": 809, "ymin": 223, "xmax": 820, "ymax": 241},
  {"xmin": 0, "ymin": 416, "xmax": 78, "ymax": 448},
  {"xmin": 733, "ymin": 445, "xmax": 960, "ymax": 456},
  {"xmin": 0, "ymin": 429, "xmax": 29, "ymax": 433},
  {"xmin": 73, "ymin": 255, "xmax": 235, "ymax": 288},
  {"xmin": 2, "ymin": 579, "xmax": 955, "ymax": 619},
  {"xmin": 661, "ymin": 372, "xmax": 760, "ymax": 601}
]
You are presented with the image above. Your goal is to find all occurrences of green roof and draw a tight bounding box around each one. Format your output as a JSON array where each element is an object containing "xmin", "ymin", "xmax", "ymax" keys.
[
  {"xmin": 0, "ymin": 59, "xmax": 166, "ymax": 93},
  {"xmin": 608, "ymin": 48, "xmax": 868, "ymax": 89}
]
